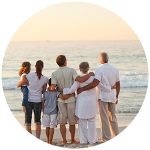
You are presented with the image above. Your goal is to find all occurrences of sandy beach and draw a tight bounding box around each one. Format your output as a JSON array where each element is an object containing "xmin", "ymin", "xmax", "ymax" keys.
[{"xmin": 13, "ymin": 112, "xmax": 133, "ymax": 148}]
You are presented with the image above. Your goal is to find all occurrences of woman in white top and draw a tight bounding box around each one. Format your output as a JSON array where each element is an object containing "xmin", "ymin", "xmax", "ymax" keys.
[
  {"xmin": 63, "ymin": 62, "xmax": 112, "ymax": 145},
  {"xmin": 17, "ymin": 60, "xmax": 48, "ymax": 139}
]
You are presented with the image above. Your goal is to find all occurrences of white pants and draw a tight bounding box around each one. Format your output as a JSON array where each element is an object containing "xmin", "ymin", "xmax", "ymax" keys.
[
  {"xmin": 42, "ymin": 114, "xmax": 57, "ymax": 128},
  {"xmin": 78, "ymin": 116, "xmax": 97, "ymax": 144}
]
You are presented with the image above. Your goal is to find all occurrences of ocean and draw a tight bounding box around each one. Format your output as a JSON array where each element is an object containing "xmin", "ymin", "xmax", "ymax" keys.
[{"xmin": 2, "ymin": 40, "xmax": 148, "ymax": 126}]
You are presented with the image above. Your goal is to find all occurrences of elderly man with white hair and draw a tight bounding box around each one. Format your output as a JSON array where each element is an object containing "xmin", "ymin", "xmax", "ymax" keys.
[{"xmin": 77, "ymin": 52, "xmax": 120, "ymax": 142}]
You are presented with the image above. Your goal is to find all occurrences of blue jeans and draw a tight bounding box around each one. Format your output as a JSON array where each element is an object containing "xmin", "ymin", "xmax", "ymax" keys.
[
  {"xmin": 25, "ymin": 102, "xmax": 42, "ymax": 126},
  {"xmin": 21, "ymin": 86, "xmax": 28, "ymax": 106}
]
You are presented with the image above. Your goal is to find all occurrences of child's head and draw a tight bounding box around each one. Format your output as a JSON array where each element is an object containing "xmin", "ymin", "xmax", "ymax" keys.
[
  {"xmin": 48, "ymin": 78, "xmax": 57, "ymax": 91},
  {"xmin": 79, "ymin": 62, "xmax": 89, "ymax": 74},
  {"xmin": 19, "ymin": 61, "xmax": 31, "ymax": 76}
]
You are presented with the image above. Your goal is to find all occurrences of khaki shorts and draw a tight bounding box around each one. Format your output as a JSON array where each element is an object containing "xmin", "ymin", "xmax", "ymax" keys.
[{"xmin": 58, "ymin": 102, "xmax": 76, "ymax": 125}]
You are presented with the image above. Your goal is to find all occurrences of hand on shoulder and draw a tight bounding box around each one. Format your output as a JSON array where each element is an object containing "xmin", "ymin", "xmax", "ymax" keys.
[{"xmin": 89, "ymin": 72, "xmax": 95, "ymax": 76}]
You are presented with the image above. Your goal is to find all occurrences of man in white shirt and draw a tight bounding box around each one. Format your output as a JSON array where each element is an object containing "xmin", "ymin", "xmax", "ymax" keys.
[{"xmin": 77, "ymin": 52, "xmax": 120, "ymax": 142}]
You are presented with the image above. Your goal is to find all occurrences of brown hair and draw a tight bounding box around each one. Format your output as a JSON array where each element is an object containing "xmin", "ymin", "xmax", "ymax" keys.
[
  {"xmin": 79, "ymin": 62, "xmax": 89, "ymax": 73},
  {"xmin": 19, "ymin": 62, "xmax": 31, "ymax": 76},
  {"xmin": 35, "ymin": 60, "xmax": 44, "ymax": 80},
  {"xmin": 56, "ymin": 55, "xmax": 66, "ymax": 67}
]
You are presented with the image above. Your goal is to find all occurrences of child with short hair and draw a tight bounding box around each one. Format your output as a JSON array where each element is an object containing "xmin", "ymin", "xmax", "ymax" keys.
[{"xmin": 18, "ymin": 62, "xmax": 31, "ymax": 112}]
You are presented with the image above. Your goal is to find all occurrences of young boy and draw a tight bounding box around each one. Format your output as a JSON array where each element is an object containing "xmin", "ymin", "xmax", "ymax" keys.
[{"xmin": 42, "ymin": 78, "xmax": 58, "ymax": 144}]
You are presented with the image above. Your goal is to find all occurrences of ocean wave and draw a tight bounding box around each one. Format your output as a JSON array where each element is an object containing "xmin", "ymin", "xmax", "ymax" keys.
[
  {"xmin": 120, "ymin": 73, "xmax": 148, "ymax": 88},
  {"xmin": 116, "ymin": 110, "xmax": 139, "ymax": 113},
  {"xmin": 2, "ymin": 73, "xmax": 148, "ymax": 90}
]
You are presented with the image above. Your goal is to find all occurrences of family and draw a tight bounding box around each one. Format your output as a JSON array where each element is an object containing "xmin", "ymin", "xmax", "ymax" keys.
[{"xmin": 17, "ymin": 52, "xmax": 120, "ymax": 145}]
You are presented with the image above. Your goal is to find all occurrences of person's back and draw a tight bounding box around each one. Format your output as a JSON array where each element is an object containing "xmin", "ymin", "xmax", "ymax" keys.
[
  {"xmin": 76, "ymin": 76, "xmax": 97, "ymax": 119},
  {"xmin": 52, "ymin": 66, "xmax": 77, "ymax": 103},
  {"xmin": 43, "ymin": 90, "xmax": 58, "ymax": 115},
  {"xmin": 78, "ymin": 75, "xmax": 96, "ymax": 96},
  {"xmin": 100, "ymin": 63, "xmax": 119, "ymax": 87},
  {"xmin": 96, "ymin": 63, "xmax": 119, "ymax": 103},
  {"xmin": 27, "ymin": 72, "xmax": 48, "ymax": 102},
  {"xmin": 52, "ymin": 66, "xmax": 76, "ymax": 88}
]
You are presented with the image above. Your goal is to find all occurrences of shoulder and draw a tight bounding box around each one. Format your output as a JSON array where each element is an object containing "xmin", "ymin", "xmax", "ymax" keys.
[
  {"xmin": 51, "ymin": 69, "xmax": 60, "ymax": 76},
  {"xmin": 95, "ymin": 66, "xmax": 103, "ymax": 73},
  {"xmin": 64, "ymin": 67, "xmax": 74, "ymax": 71},
  {"xmin": 42, "ymin": 75, "xmax": 48, "ymax": 79},
  {"xmin": 28, "ymin": 72, "xmax": 35, "ymax": 76},
  {"xmin": 109, "ymin": 64, "xmax": 119, "ymax": 72},
  {"xmin": 68, "ymin": 67, "xmax": 77, "ymax": 74},
  {"xmin": 26, "ymin": 72, "xmax": 35, "ymax": 78},
  {"xmin": 42, "ymin": 75, "xmax": 49, "ymax": 82},
  {"xmin": 21, "ymin": 73, "xmax": 26, "ymax": 77},
  {"xmin": 88, "ymin": 76, "xmax": 94, "ymax": 81}
]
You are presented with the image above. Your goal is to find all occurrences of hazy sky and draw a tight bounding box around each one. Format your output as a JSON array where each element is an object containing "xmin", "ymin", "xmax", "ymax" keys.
[{"xmin": 12, "ymin": 3, "xmax": 138, "ymax": 41}]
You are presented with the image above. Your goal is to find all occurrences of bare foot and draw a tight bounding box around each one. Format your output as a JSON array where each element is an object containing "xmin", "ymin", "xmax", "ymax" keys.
[
  {"xmin": 59, "ymin": 140, "xmax": 67, "ymax": 145},
  {"xmin": 70, "ymin": 140, "xmax": 80, "ymax": 144}
]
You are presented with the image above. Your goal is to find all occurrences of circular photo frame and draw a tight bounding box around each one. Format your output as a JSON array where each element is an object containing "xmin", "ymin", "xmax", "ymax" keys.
[{"xmin": 2, "ymin": 2, "xmax": 148, "ymax": 148}]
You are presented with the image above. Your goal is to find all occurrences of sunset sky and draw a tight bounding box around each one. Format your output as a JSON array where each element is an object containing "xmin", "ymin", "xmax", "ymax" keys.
[{"xmin": 12, "ymin": 2, "xmax": 138, "ymax": 41}]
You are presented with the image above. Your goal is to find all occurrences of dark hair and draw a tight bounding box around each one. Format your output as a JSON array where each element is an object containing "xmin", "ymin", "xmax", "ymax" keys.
[
  {"xmin": 79, "ymin": 62, "xmax": 89, "ymax": 73},
  {"xmin": 35, "ymin": 60, "xmax": 44, "ymax": 80},
  {"xmin": 48, "ymin": 78, "xmax": 51, "ymax": 86},
  {"xmin": 56, "ymin": 55, "xmax": 66, "ymax": 67},
  {"xmin": 19, "ymin": 61, "xmax": 31, "ymax": 76}
]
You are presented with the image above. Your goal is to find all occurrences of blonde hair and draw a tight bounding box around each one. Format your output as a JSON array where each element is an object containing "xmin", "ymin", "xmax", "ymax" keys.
[{"xmin": 19, "ymin": 62, "xmax": 31, "ymax": 76}]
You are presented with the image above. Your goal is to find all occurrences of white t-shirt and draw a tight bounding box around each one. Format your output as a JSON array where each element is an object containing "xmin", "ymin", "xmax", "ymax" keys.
[
  {"xmin": 95, "ymin": 63, "xmax": 120, "ymax": 103},
  {"xmin": 63, "ymin": 75, "xmax": 98, "ymax": 119},
  {"xmin": 21, "ymin": 73, "xmax": 27, "ymax": 86},
  {"xmin": 26, "ymin": 72, "xmax": 48, "ymax": 103}
]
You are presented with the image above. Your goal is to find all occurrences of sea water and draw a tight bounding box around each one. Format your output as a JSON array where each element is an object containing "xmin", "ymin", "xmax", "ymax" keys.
[{"xmin": 2, "ymin": 40, "xmax": 148, "ymax": 126}]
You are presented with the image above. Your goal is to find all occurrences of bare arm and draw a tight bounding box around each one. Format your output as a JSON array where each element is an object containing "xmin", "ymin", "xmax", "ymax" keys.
[
  {"xmin": 116, "ymin": 81, "xmax": 120, "ymax": 98},
  {"xmin": 42, "ymin": 84, "xmax": 47, "ymax": 94},
  {"xmin": 75, "ymin": 72, "xmax": 94, "ymax": 83},
  {"xmin": 77, "ymin": 79, "xmax": 100, "ymax": 94},
  {"xmin": 59, "ymin": 93, "xmax": 75, "ymax": 100},
  {"xmin": 42, "ymin": 101, "xmax": 45, "ymax": 113},
  {"xmin": 17, "ymin": 76, "xmax": 29, "ymax": 88}
]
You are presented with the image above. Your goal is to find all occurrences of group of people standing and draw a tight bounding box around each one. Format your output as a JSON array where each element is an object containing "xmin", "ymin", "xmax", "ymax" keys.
[{"xmin": 17, "ymin": 52, "xmax": 120, "ymax": 145}]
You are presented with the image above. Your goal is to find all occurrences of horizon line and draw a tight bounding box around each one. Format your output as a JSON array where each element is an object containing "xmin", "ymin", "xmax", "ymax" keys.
[{"xmin": 11, "ymin": 39, "xmax": 139, "ymax": 42}]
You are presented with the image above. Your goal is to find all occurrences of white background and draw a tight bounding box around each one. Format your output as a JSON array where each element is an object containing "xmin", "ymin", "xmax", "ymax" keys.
[{"xmin": 0, "ymin": 0, "xmax": 150, "ymax": 150}]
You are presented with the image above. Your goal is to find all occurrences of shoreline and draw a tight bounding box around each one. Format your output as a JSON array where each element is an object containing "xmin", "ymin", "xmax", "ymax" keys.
[{"xmin": 11, "ymin": 111, "xmax": 134, "ymax": 148}]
